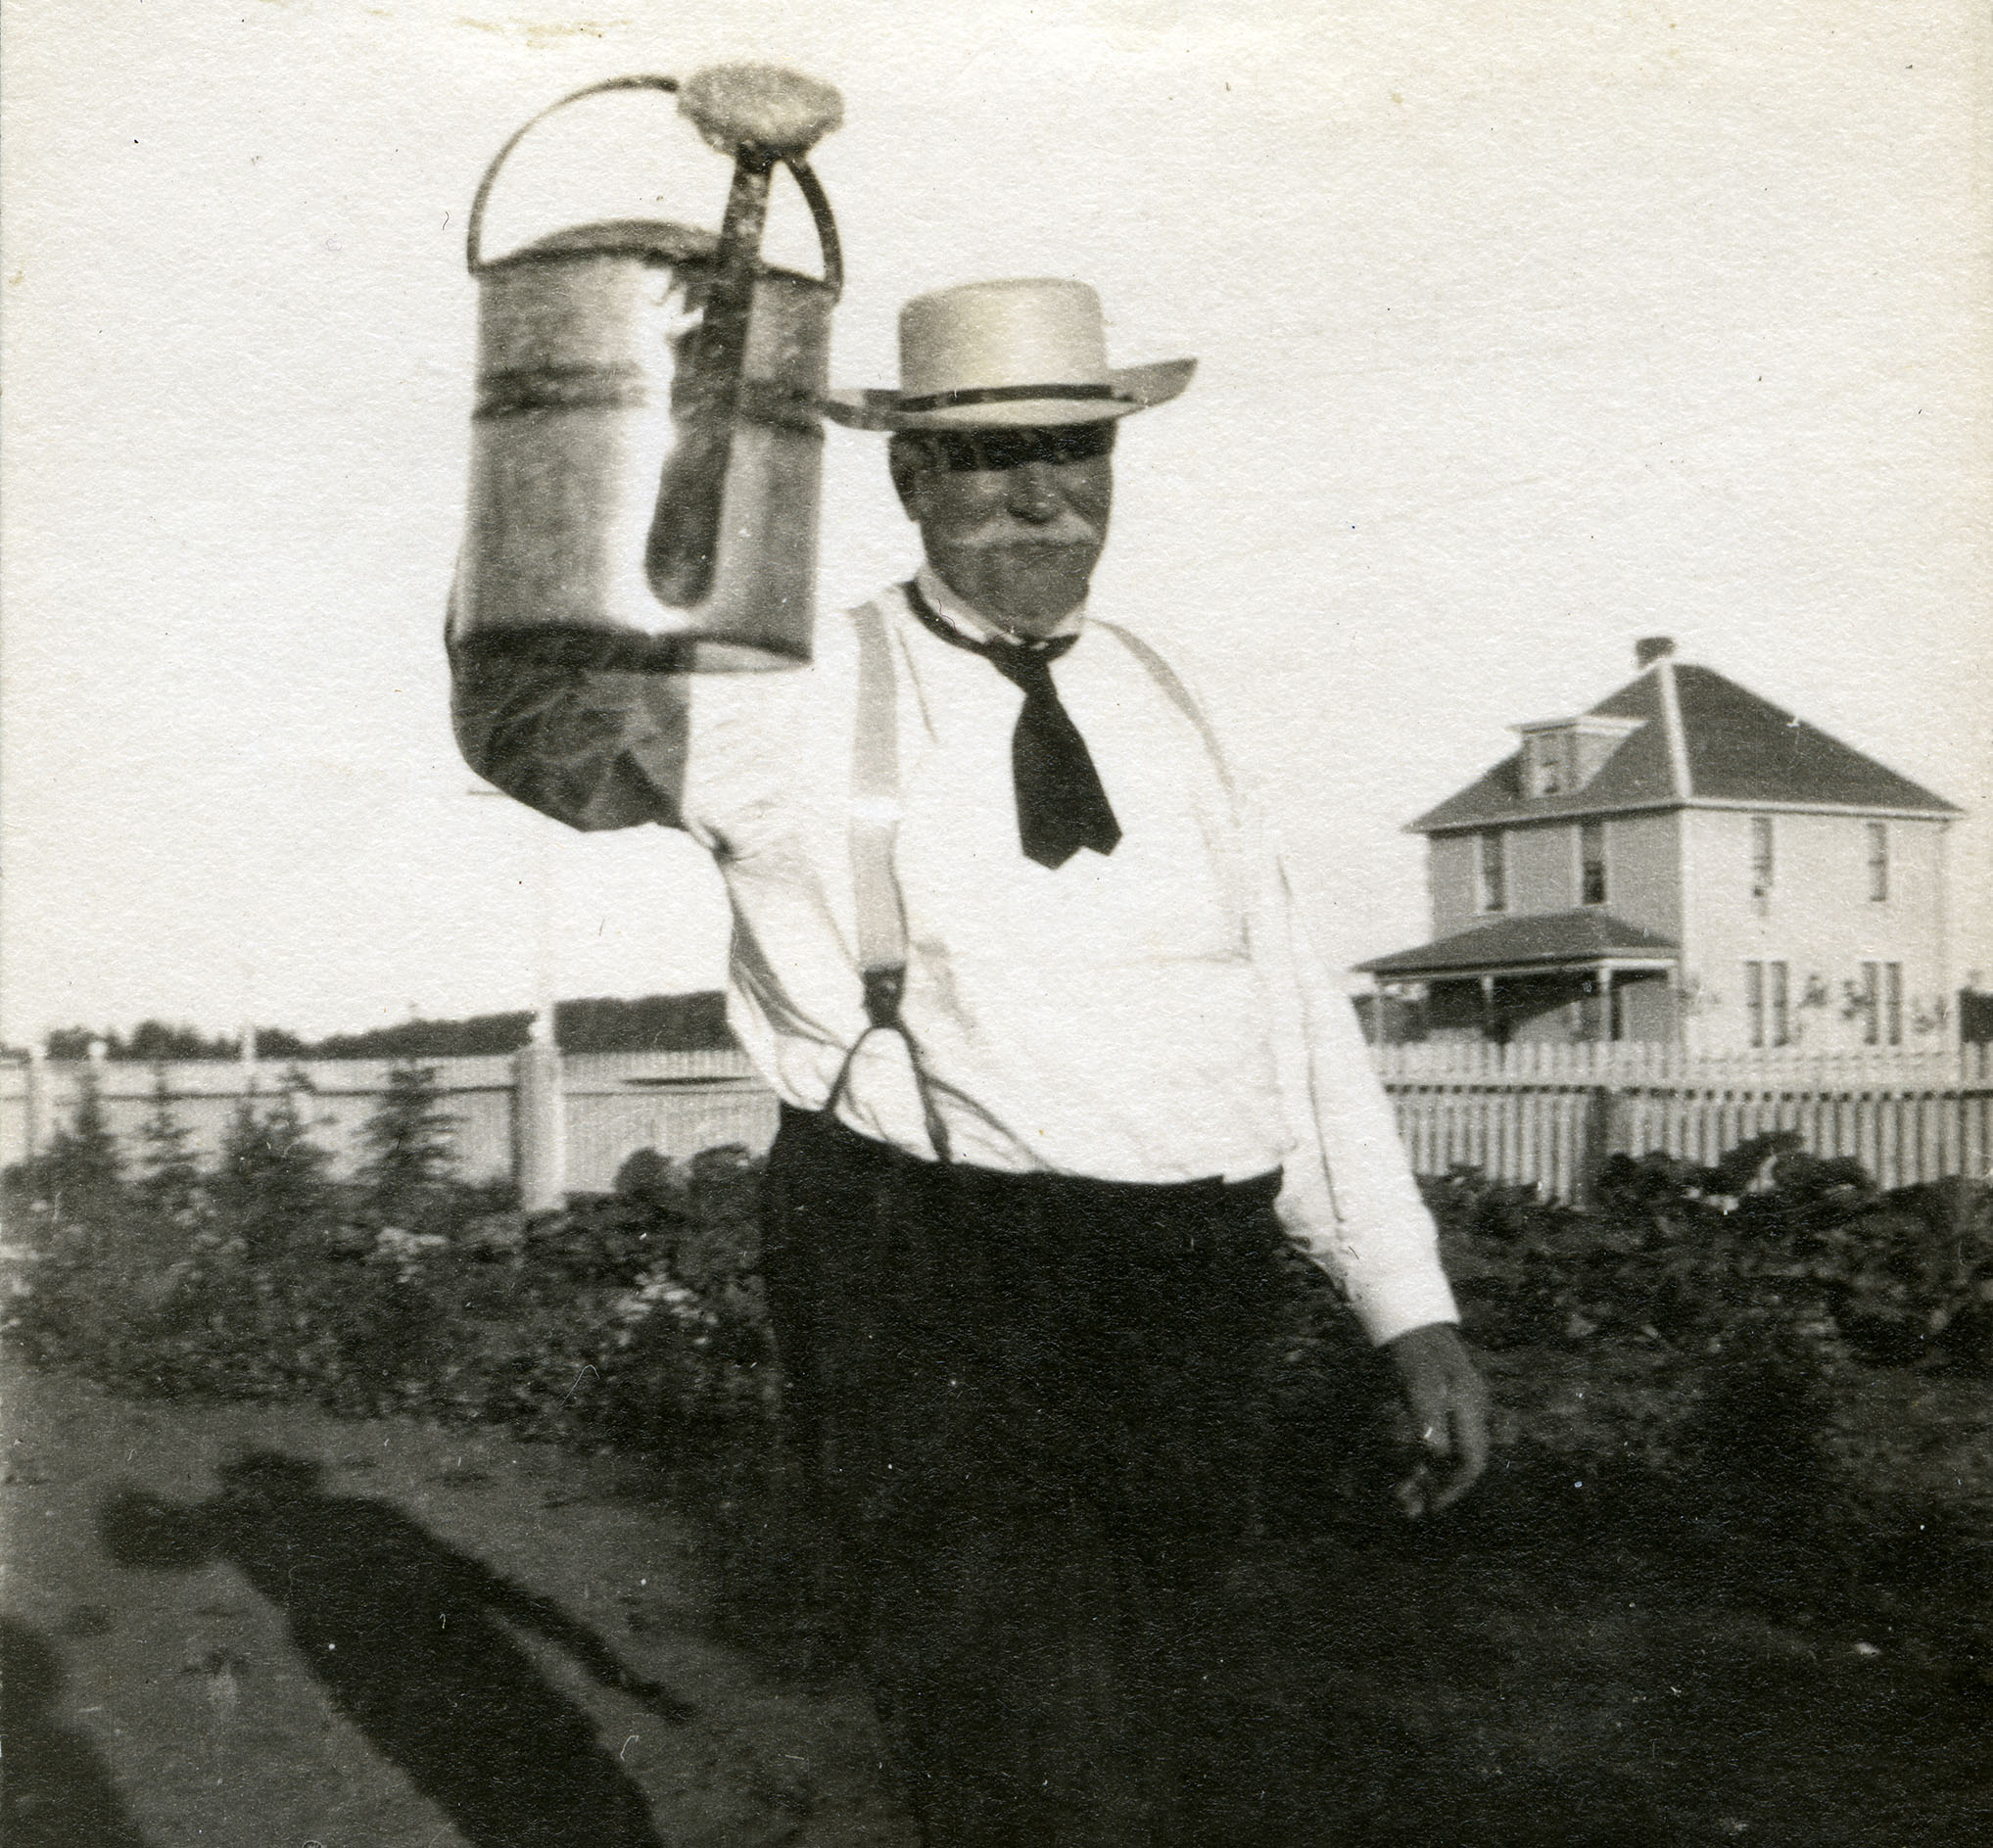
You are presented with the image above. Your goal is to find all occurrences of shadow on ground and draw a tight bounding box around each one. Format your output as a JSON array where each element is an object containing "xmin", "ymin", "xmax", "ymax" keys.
[
  {"xmin": 96, "ymin": 1449, "xmax": 696, "ymax": 1848},
  {"xmin": 1, "ymin": 1616, "xmax": 152, "ymax": 1848}
]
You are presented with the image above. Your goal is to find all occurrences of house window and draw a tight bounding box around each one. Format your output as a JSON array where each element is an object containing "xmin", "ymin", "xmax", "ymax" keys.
[
  {"xmin": 1477, "ymin": 829, "xmax": 1507, "ymax": 913},
  {"xmin": 1856, "ymin": 962, "xmax": 1902, "ymax": 1045},
  {"xmin": 1867, "ymin": 822, "xmax": 1889, "ymax": 902},
  {"xmin": 1579, "ymin": 822, "xmax": 1607, "ymax": 906},
  {"xmin": 1750, "ymin": 816, "xmax": 1775, "ymax": 894},
  {"xmin": 1745, "ymin": 960, "xmax": 1790, "ymax": 1049},
  {"xmin": 1529, "ymin": 733, "xmax": 1569, "ymax": 797}
]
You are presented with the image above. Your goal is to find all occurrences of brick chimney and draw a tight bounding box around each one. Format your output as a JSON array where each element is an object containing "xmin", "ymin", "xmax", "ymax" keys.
[{"xmin": 1636, "ymin": 636, "xmax": 1676, "ymax": 669}]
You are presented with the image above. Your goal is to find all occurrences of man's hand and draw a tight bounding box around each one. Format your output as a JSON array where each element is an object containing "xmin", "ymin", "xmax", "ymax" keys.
[{"xmin": 1382, "ymin": 1322, "xmax": 1491, "ymax": 1518}]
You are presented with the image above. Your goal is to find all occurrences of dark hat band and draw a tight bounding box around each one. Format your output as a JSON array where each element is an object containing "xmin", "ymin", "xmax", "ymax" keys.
[{"xmin": 895, "ymin": 381, "xmax": 1123, "ymax": 414}]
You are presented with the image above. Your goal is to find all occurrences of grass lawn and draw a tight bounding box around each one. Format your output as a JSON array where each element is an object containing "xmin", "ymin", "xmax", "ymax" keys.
[
  {"xmin": 1218, "ymin": 1356, "xmax": 1993, "ymax": 1846},
  {"xmin": 2, "ymin": 1360, "xmax": 914, "ymax": 1848},
  {"xmin": 5, "ymin": 1350, "xmax": 1990, "ymax": 1847}
]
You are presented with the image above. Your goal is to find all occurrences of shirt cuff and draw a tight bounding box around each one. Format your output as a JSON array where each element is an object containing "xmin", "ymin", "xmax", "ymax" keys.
[{"xmin": 1339, "ymin": 1265, "xmax": 1462, "ymax": 1349}]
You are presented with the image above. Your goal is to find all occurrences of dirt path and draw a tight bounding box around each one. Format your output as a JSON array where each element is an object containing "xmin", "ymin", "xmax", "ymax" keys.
[{"xmin": 2, "ymin": 1365, "xmax": 916, "ymax": 1848}]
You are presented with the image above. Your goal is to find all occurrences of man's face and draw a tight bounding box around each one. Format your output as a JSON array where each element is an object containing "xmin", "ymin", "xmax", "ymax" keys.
[{"xmin": 891, "ymin": 423, "xmax": 1115, "ymax": 639}]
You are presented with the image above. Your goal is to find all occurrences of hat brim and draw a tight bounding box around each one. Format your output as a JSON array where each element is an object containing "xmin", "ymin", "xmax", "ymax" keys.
[{"xmin": 819, "ymin": 358, "xmax": 1195, "ymax": 432}]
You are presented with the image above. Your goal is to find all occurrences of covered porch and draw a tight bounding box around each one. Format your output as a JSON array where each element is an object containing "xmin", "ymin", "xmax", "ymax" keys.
[{"xmin": 1356, "ymin": 911, "xmax": 1680, "ymax": 1046}]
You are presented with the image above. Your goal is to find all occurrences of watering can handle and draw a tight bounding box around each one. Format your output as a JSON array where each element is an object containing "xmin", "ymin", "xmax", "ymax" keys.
[{"xmin": 464, "ymin": 73, "xmax": 843, "ymax": 298}]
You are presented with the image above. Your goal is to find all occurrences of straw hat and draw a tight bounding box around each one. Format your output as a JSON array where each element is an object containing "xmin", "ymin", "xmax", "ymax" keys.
[{"xmin": 820, "ymin": 278, "xmax": 1195, "ymax": 431}]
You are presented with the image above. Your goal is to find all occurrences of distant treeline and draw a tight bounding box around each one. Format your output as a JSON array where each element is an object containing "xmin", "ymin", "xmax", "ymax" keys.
[{"xmin": 41, "ymin": 993, "xmax": 735, "ymax": 1062}]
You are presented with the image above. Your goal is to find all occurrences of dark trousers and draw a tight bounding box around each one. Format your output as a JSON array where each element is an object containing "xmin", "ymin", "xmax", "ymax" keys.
[{"xmin": 759, "ymin": 1105, "xmax": 1288, "ymax": 1846}]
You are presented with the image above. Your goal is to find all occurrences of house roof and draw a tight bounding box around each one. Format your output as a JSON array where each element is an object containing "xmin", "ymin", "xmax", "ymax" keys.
[
  {"xmin": 1356, "ymin": 909, "xmax": 1679, "ymax": 978},
  {"xmin": 1410, "ymin": 656, "xmax": 1961, "ymax": 832},
  {"xmin": 1669, "ymin": 665, "xmax": 1956, "ymax": 810}
]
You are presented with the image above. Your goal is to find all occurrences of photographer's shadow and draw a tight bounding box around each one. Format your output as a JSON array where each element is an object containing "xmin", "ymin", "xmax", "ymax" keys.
[
  {"xmin": 0, "ymin": 1617, "xmax": 150, "ymax": 1848},
  {"xmin": 99, "ymin": 1450, "xmax": 692, "ymax": 1848}
]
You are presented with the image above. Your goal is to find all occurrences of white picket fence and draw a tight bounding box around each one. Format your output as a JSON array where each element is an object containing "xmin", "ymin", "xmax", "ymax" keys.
[
  {"xmin": 0, "ymin": 1050, "xmax": 779, "ymax": 1202},
  {"xmin": 1371, "ymin": 1042, "xmax": 1993, "ymax": 1202},
  {"xmin": 5, "ymin": 1040, "xmax": 1988, "ymax": 1209}
]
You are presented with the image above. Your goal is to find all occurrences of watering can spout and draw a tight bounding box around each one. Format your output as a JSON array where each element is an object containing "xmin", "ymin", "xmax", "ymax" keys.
[
  {"xmin": 646, "ymin": 66, "xmax": 843, "ymax": 611},
  {"xmin": 452, "ymin": 68, "xmax": 844, "ymax": 674}
]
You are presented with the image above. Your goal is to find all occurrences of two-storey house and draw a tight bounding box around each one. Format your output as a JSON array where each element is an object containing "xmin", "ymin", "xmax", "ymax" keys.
[{"xmin": 1357, "ymin": 639, "xmax": 1963, "ymax": 1051}]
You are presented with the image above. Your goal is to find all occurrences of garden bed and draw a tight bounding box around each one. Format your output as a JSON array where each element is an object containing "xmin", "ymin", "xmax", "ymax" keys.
[{"xmin": 7, "ymin": 1078, "xmax": 1992, "ymax": 1841}]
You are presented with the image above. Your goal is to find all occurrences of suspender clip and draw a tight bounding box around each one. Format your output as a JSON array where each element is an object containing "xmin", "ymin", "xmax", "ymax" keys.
[{"xmin": 862, "ymin": 964, "xmax": 908, "ymax": 1031}]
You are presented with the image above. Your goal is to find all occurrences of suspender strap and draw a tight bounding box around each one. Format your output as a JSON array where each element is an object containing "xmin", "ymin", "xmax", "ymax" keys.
[
  {"xmin": 1092, "ymin": 619, "xmax": 1238, "ymax": 806},
  {"xmin": 840, "ymin": 603, "xmax": 1224, "ymax": 1167},
  {"xmin": 848, "ymin": 599, "xmax": 908, "ymax": 1021},
  {"xmin": 841, "ymin": 599, "xmax": 952, "ymax": 1161},
  {"xmin": 1095, "ymin": 618, "xmax": 1254, "ymax": 934}
]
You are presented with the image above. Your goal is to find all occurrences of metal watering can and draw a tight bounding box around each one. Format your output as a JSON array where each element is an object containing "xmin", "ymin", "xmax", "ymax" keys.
[{"xmin": 451, "ymin": 67, "xmax": 844, "ymax": 672}]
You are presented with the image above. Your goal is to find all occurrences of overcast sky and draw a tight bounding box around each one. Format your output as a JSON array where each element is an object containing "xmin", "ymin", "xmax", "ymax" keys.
[{"xmin": 3, "ymin": 0, "xmax": 1987, "ymax": 1044}]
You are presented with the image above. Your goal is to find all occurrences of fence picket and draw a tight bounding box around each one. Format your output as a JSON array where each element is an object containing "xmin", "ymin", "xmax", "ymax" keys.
[
  {"xmin": 0, "ymin": 1050, "xmax": 780, "ymax": 1199},
  {"xmin": 7, "ymin": 1037, "xmax": 1991, "ymax": 1209},
  {"xmin": 1368, "ymin": 1041, "xmax": 1991, "ymax": 1203}
]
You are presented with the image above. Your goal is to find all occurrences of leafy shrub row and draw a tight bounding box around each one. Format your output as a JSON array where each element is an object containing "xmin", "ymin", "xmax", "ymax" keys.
[
  {"xmin": 1428, "ymin": 1133, "xmax": 1993, "ymax": 1375},
  {"xmin": 1401, "ymin": 1140, "xmax": 1993, "ymax": 1500},
  {"xmin": 9, "ymin": 1081, "xmax": 1990, "ymax": 1528},
  {"xmin": 3, "ymin": 1067, "xmax": 778, "ymax": 1505}
]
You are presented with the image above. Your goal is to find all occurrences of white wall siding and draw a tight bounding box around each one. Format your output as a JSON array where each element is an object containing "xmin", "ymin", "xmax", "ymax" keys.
[{"xmin": 1681, "ymin": 811, "xmax": 1952, "ymax": 1054}]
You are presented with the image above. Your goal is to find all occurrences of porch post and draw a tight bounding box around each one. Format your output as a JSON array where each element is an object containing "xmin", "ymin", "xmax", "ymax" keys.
[{"xmin": 1599, "ymin": 965, "xmax": 1617, "ymax": 1043}]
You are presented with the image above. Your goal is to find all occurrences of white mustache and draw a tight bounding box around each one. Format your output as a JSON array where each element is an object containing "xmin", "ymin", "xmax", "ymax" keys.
[{"xmin": 970, "ymin": 523, "xmax": 1103, "ymax": 548}]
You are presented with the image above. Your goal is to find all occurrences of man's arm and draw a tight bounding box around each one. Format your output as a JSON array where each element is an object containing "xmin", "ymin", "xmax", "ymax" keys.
[
  {"xmin": 479, "ymin": 1568, "xmax": 697, "ymax": 1721},
  {"xmin": 1252, "ymin": 840, "xmax": 1459, "ymax": 1340},
  {"xmin": 448, "ymin": 606, "xmax": 692, "ymax": 831},
  {"xmin": 1246, "ymin": 817, "xmax": 1491, "ymax": 1513}
]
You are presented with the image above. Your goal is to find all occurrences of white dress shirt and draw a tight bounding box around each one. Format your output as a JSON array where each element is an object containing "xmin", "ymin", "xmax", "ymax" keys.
[{"xmin": 672, "ymin": 569, "xmax": 1457, "ymax": 1346}]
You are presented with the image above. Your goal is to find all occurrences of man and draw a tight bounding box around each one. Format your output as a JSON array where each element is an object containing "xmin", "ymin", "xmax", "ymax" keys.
[{"xmin": 451, "ymin": 276, "xmax": 1488, "ymax": 1845}]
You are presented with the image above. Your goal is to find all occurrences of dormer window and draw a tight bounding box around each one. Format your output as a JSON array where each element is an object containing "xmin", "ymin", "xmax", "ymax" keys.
[
  {"xmin": 1527, "ymin": 732, "xmax": 1572, "ymax": 797},
  {"xmin": 1511, "ymin": 714, "xmax": 1644, "ymax": 800}
]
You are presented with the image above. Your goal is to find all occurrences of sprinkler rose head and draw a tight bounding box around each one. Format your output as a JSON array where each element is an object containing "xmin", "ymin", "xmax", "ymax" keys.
[{"xmin": 678, "ymin": 64, "xmax": 844, "ymax": 160}]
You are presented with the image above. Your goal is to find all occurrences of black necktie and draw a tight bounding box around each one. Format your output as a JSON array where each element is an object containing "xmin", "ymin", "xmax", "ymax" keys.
[{"xmin": 903, "ymin": 580, "xmax": 1121, "ymax": 870}]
